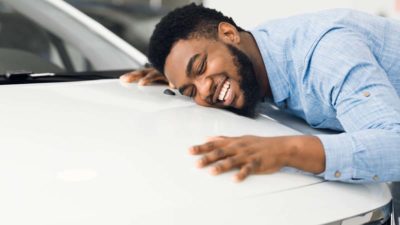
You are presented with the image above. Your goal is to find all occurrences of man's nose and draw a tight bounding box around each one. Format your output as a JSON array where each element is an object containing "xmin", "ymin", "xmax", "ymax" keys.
[{"xmin": 194, "ymin": 77, "xmax": 213, "ymax": 104}]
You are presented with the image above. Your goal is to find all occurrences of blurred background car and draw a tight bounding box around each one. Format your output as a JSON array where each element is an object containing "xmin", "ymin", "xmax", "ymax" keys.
[
  {"xmin": 0, "ymin": 0, "xmax": 146, "ymax": 76},
  {"xmin": 65, "ymin": 0, "xmax": 201, "ymax": 55}
]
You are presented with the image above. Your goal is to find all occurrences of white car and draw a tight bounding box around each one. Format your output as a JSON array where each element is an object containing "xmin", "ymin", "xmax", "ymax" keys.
[{"xmin": 0, "ymin": 0, "xmax": 392, "ymax": 224}]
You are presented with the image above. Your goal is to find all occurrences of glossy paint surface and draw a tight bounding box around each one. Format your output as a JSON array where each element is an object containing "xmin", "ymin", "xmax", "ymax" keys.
[{"xmin": 0, "ymin": 80, "xmax": 391, "ymax": 224}]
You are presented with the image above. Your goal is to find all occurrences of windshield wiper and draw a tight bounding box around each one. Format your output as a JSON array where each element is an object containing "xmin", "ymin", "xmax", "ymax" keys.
[{"xmin": 0, "ymin": 69, "xmax": 133, "ymax": 85}]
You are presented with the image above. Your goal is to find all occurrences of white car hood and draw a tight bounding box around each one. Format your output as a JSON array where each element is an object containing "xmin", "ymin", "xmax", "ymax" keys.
[{"xmin": 0, "ymin": 80, "xmax": 391, "ymax": 225}]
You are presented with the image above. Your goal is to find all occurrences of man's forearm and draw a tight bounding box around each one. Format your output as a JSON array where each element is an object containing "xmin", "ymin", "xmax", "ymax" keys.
[{"xmin": 283, "ymin": 135, "xmax": 326, "ymax": 174}]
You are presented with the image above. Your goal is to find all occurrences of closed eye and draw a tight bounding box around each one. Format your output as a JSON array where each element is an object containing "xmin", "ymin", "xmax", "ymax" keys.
[
  {"xmin": 189, "ymin": 87, "xmax": 196, "ymax": 98},
  {"xmin": 196, "ymin": 54, "xmax": 208, "ymax": 75},
  {"xmin": 179, "ymin": 53, "xmax": 206, "ymax": 98},
  {"xmin": 179, "ymin": 85, "xmax": 196, "ymax": 98}
]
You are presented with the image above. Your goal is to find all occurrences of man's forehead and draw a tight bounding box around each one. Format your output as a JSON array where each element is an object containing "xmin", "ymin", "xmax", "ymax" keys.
[{"xmin": 168, "ymin": 38, "xmax": 211, "ymax": 62}]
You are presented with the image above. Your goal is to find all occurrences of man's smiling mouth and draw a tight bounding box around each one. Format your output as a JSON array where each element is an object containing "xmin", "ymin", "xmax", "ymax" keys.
[
  {"xmin": 212, "ymin": 76, "xmax": 228, "ymax": 104},
  {"xmin": 218, "ymin": 79, "xmax": 231, "ymax": 101},
  {"xmin": 212, "ymin": 77, "xmax": 234, "ymax": 107}
]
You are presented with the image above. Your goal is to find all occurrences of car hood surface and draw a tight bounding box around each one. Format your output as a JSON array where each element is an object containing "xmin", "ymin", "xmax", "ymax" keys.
[{"xmin": 0, "ymin": 80, "xmax": 391, "ymax": 225}]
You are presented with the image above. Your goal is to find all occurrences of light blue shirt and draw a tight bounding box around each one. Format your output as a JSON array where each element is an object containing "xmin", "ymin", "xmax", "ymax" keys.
[{"xmin": 251, "ymin": 9, "xmax": 400, "ymax": 183}]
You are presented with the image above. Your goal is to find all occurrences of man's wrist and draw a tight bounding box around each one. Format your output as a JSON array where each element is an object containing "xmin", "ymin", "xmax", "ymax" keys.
[{"xmin": 282, "ymin": 135, "xmax": 326, "ymax": 174}]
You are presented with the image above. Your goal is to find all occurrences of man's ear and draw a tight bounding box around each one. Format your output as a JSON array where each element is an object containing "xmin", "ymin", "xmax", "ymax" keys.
[{"xmin": 217, "ymin": 22, "xmax": 240, "ymax": 44}]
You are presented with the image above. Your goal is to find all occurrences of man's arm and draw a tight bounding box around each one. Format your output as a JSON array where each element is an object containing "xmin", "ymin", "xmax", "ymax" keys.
[{"xmin": 308, "ymin": 28, "xmax": 400, "ymax": 183}]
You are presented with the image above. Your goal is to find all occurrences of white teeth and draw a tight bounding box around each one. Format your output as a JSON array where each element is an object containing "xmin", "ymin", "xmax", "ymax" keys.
[{"xmin": 218, "ymin": 80, "xmax": 230, "ymax": 101}]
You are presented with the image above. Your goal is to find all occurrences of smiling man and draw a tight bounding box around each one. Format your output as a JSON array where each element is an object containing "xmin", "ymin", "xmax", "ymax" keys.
[{"xmin": 120, "ymin": 4, "xmax": 400, "ymax": 185}]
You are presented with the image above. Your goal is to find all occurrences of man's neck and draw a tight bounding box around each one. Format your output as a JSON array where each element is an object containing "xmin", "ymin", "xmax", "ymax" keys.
[{"xmin": 239, "ymin": 31, "xmax": 272, "ymax": 99}]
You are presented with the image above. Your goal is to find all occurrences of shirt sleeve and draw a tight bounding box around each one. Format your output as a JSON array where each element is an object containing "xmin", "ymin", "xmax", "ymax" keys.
[{"xmin": 306, "ymin": 28, "xmax": 400, "ymax": 183}]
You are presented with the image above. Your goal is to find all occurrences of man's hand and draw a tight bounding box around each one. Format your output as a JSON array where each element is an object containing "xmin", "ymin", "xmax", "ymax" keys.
[
  {"xmin": 189, "ymin": 135, "xmax": 325, "ymax": 182},
  {"xmin": 119, "ymin": 67, "xmax": 169, "ymax": 86}
]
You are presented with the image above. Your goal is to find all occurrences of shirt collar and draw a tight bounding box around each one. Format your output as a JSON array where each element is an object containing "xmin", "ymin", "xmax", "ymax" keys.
[{"xmin": 250, "ymin": 29, "xmax": 290, "ymax": 104}]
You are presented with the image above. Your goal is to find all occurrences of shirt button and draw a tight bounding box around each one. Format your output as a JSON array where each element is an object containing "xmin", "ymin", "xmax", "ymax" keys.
[
  {"xmin": 334, "ymin": 170, "xmax": 341, "ymax": 178},
  {"xmin": 363, "ymin": 91, "xmax": 371, "ymax": 97},
  {"xmin": 373, "ymin": 175, "xmax": 379, "ymax": 181}
]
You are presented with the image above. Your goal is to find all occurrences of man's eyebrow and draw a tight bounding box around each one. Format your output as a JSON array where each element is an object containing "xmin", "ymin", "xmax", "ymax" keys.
[{"xmin": 185, "ymin": 53, "xmax": 201, "ymax": 77}]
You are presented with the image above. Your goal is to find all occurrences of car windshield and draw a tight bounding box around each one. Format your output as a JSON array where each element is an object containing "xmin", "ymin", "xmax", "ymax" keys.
[{"xmin": 0, "ymin": 0, "xmax": 146, "ymax": 77}]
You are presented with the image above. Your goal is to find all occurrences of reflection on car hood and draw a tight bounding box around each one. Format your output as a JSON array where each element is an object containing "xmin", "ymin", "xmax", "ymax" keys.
[{"xmin": 0, "ymin": 80, "xmax": 391, "ymax": 225}]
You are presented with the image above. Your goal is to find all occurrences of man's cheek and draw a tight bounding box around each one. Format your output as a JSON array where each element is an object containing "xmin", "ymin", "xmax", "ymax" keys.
[{"xmin": 207, "ymin": 57, "xmax": 230, "ymax": 74}]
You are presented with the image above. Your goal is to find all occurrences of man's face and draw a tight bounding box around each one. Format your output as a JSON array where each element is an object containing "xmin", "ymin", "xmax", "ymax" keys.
[{"xmin": 164, "ymin": 38, "xmax": 260, "ymax": 117}]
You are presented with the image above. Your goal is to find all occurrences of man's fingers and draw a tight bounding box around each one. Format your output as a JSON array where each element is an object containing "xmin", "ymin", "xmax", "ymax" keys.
[
  {"xmin": 138, "ymin": 70, "xmax": 168, "ymax": 86},
  {"xmin": 119, "ymin": 68, "xmax": 166, "ymax": 85},
  {"xmin": 189, "ymin": 139, "xmax": 228, "ymax": 155},
  {"xmin": 196, "ymin": 148, "xmax": 234, "ymax": 168},
  {"xmin": 120, "ymin": 70, "xmax": 145, "ymax": 83},
  {"xmin": 210, "ymin": 156, "xmax": 242, "ymax": 175},
  {"xmin": 234, "ymin": 163, "xmax": 255, "ymax": 182},
  {"xmin": 120, "ymin": 68, "xmax": 154, "ymax": 82}
]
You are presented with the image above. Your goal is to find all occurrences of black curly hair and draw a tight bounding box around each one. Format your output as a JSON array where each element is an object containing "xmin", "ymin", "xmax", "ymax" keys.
[{"xmin": 148, "ymin": 3, "xmax": 245, "ymax": 74}]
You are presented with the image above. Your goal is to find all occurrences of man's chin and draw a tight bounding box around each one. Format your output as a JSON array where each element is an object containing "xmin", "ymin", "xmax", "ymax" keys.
[{"xmin": 226, "ymin": 103, "xmax": 259, "ymax": 118}]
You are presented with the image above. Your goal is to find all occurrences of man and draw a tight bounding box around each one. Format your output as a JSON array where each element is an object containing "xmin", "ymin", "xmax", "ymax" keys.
[{"xmin": 120, "ymin": 4, "xmax": 400, "ymax": 184}]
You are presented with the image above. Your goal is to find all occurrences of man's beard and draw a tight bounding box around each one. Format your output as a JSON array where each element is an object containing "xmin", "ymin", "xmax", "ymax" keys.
[{"xmin": 225, "ymin": 44, "xmax": 261, "ymax": 118}]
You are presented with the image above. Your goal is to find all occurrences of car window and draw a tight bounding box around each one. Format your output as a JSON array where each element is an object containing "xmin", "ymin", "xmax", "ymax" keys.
[{"xmin": 0, "ymin": 2, "xmax": 92, "ymax": 74}]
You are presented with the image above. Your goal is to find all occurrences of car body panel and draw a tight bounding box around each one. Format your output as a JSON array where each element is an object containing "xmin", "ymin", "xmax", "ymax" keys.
[{"xmin": 0, "ymin": 80, "xmax": 392, "ymax": 225}]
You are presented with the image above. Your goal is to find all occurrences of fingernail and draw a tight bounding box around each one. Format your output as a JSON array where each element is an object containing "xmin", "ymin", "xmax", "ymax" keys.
[
  {"xmin": 138, "ymin": 79, "xmax": 145, "ymax": 86},
  {"xmin": 233, "ymin": 175, "xmax": 241, "ymax": 182},
  {"xmin": 196, "ymin": 159, "xmax": 204, "ymax": 168},
  {"xmin": 210, "ymin": 167, "xmax": 219, "ymax": 175},
  {"xmin": 120, "ymin": 75, "xmax": 128, "ymax": 81},
  {"xmin": 188, "ymin": 147, "xmax": 197, "ymax": 154}
]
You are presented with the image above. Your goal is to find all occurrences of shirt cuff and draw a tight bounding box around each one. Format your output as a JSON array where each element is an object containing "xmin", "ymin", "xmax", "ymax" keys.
[{"xmin": 316, "ymin": 133, "xmax": 355, "ymax": 181}]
